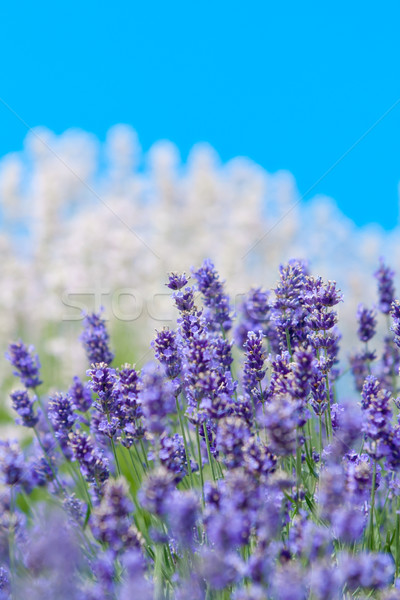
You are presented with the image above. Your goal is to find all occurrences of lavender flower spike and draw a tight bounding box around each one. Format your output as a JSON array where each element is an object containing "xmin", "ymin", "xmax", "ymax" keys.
[
  {"xmin": 243, "ymin": 331, "xmax": 266, "ymax": 401},
  {"xmin": 357, "ymin": 304, "xmax": 377, "ymax": 343},
  {"xmin": 10, "ymin": 389, "xmax": 39, "ymax": 428},
  {"xmin": 375, "ymin": 258, "xmax": 396, "ymax": 315},
  {"xmin": 80, "ymin": 310, "xmax": 114, "ymax": 366},
  {"xmin": 6, "ymin": 340, "xmax": 42, "ymax": 388},
  {"xmin": 192, "ymin": 259, "xmax": 233, "ymax": 332}
]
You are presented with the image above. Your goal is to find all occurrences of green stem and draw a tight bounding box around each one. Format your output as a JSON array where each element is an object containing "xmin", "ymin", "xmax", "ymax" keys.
[
  {"xmin": 110, "ymin": 437, "xmax": 121, "ymax": 477},
  {"xmin": 318, "ymin": 415, "xmax": 323, "ymax": 456},
  {"xmin": 285, "ymin": 328, "xmax": 292, "ymax": 359},
  {"xmin": 139, "ymin": 439, "xmax": 150, "ymax": 470},
  {"xmin": 325, "ymin": 374, "xmax": 332, "ymax": 438},
  {"xmin": 8, "ymin": 486, "xmax": 16, "ymax": 593},
  {"xmin": 176, "ymin": 396, "xmax": 194, "ymax": 488},
  {"xmin": 127, "ymin": 446, "xmax": 141, "ymax": 482},
  {"xmin": 33, "ymin": 428, "xmax": 64, "ymax": 491},
  {"xmin": 396, "ymin": 498, "xmax": 400, "ymax": 577},
  {"xmin": 196, "ymin": 425, "xmax": 205, "ymax": 507},
  {"xmin": 203, "ymin": 422, "xmax": 217, "ymax": 482},
  {"xmin": 133, "ymin": 442, "xmax": 146, "ymax": 475},
  {"xmin": 369, "ymin": 460, "xmax": 377, "ymax": 550},
  {"xmin": 295, "ymin": 428, "xmax": 302, "ymax": 506}
]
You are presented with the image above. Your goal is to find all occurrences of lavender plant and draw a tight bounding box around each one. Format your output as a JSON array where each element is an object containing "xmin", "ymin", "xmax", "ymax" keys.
[{"xmin": 2, "ymin": 257, "xmax": 400, "ymax": 599}]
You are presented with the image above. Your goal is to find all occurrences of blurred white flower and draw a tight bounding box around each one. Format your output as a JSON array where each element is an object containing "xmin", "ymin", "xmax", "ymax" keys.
[{"xmin": 0, "ymin": 125, "xmax": 396, "ymax": 386}]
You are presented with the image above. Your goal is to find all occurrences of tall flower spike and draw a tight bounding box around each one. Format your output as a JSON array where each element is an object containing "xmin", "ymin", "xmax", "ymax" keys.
[
  {"xmin": 357, "ymin": 304, "xmax": 377, "ymax": 343},
  {"xmin": 192, "ymin": 259, "xmax": 233, "ymax": 332},
  {"xmin": 391, "ymin": 300, "xmax": 400, "ymax": 349},
  {"xmin": 69, "ymin": 431, "xmax": 109, "ymax": 487},
  {"xmin": 10, "ymin": 389, "xmax": 39, "ymax": 428},
  {"xmin": 243, "ymin": 331, "xmax": 266, "ymax": 402},
  {"xmin": 152, "ymin": 327, "xmax": 182, "ymax": 379},
  {"xmin": 90, "ymin": 478, "xmax": 141, "ymax": 555},
  {"xmin": 80, "ymin": 311, "xmax": 114, "ymax": 366},
  {"xmin": 375, "ymin": 259, "xmax": 396, "ymax": 315},
  {"xmin": 68, "ymin": 375, "xmax": 93, "ymax": 413},
  {"xmin": 48, "ymin": 393, "xmax": 76, "ymax": 440},
  {"xmin": 6, "ymin": 341, "xmax": 42, "ymax": 389}
]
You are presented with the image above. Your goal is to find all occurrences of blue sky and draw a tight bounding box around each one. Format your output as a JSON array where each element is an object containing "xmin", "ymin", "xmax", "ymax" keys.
[{"xmin": 0, "ymin": 1, "xmax": 399, "ymax": 228}]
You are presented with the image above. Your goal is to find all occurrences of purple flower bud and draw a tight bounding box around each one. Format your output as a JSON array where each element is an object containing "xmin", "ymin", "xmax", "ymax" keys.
[
  {"xmin": 80, "ymin": 311, "xmax": 114, "ymax": 366},
  {"xmin": 357, "ymin": 304, "xmax": 377, "ymax": 343},
  {"xmin": 375, "ymin": 259, "xmax": 396, "ymax": 315},
  {"xmin": 192, "ymin": 259, "xmax": 232, "ymax": 332},
  {"xmin": 152, "ymin": 327, "xmax": 182, "ymax": 378},
  {"xmin": 166, "ymin": 272, "xmax": 188, "ymax": 290},
  {"xmin": 68, "ymin": 376, "xmax": 92, "ymax": 412},
  {"xmin": 90, "ymin": 478, "xmax": 141, "ymax": 554},
  {"xmin": 6, "ymin": 341, "xmax": 42, "ymax": 389},
  {"xmin": 10, "ymin": 389, "xmax": 38, "ymax": 428}
]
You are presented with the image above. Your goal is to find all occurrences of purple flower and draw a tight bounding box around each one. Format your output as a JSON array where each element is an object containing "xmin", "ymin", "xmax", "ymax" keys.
[
  {"xmin": 139, "ymin": 363, "xmax": 176, "ymax": 434},
  {"xmin": 361, "ymin": 375, "xmax": 381, "ymax": 409},
  {"xmin": 309, "ymin": 561, "xmax": 341, "ymax": 600},
  {"xmin": 0, "ymin": 439, "xmax": 32, "ymax": 490},
  {"xmin": 87, "ymin": 362, "xmax": 117, "ymax": 415},
  {"xmin": 68, "ymin": 431, "xmax": 109, "ymax": 488},
  {"xmin": 362, "ymin": 382, "xmax": 392, "ymax": 459},
  {"xmin": 152, "ymin": 327, "xmax": 182, "ymax": 379},
  {"xmin": 198, "ymin": 548, "xmax": 242, "ymax": 590},
  {"xmin": 392, "ymin": 300, "xmax": 400, "ymax": 350},
  {"xmin": 138, "ymin": 467, "xmax": 175, "ymax": 516},
  {"xmin": 0, "ymin": 566, "xmax": 10, "ymax": 598},
  {"xmin": 215, "ymin": 417, "xmax": 251, "ymax": 468},
  {"xmin": 6, "ymin": 341, "xmax": 42, "ymax": 388},
  {"xmin": 156, "ymin": 433, "xmax": 197, "ymax": 482},
  {"xmin": 165, "ymin": 490, "xmax": 199, "ymax": 548},
  {"xmin": 166, "ymin": 272, "xmax": 188, "ymax": 290},
  {"xmin": 48, "ymin": 393, "xmax": 76, "ymax": 439},
  {"xmin": 263, "ymin": 394, "xmax": 298, "ymax": 456},
  {"xmin": 192, "ymin": 259, "xmax": 233, "ymax": 332},
  {"xmin": 357, "ymin": 304, "xmax": 377, "ymax": 343},
  {"xmin": 271, "ymin": 562, "xmax": 307, "ymax": 600},
  {"xmin": 183, "ymin": 332, "xmax": 233, "ymax": 422},
  {"xmin": 243, "ymin": 331, "xmax": 266, "ymax": 402},
  {"xmin": 234, "ymin": 287, "xmax": 273, "ymax": 349},
  {"xmin": 339, "ymin": 552, "xmax": 395, "ymax": 591},
  {"xmin": 10, "ymin": 389, "xmax": 38, "ymax": 428},
  {"xmin": 90, "ymin": 478, "xmax": 141, "ymax": 554},
  {"xmin": 350, "ymin": 350, "xmax": 376, "ymax": 392},
  {"xmin": 332, "ymin": 506, "xmax": 366, "ymax": 543},
  {"xmin": 80, "ymin": 311, "xmax": 114, "ymax": 366},
  {"xmin": 68, "ymin": 376, "xmax": 92, "ymax": 413},
  {"xmin": 375, "ymin": 259, "xmax": 396, "ymax": 314},
  {"xmin": 112, "ymin": 364, "xmax": 143, "ymax": 445}
]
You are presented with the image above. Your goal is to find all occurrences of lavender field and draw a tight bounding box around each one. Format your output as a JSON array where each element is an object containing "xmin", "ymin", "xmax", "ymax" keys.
[{"xmin": 2, "ymin": 255, "xmax": 400, "ymax": 599}]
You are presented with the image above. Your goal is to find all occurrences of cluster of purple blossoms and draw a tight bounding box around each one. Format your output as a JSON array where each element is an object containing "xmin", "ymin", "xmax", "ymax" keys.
[
  {"xmin": 9, "ymin": 389, "xmax": 38, "ymax": 428},
  {"xmin": 6, "ymin": 341, "xmax": 42, "ymax": 388},
  {"xmin": 4, "ymin": 257, "xmax": 400, "ymax": 598},
  {"xmin": 272, "ymin": 259, "xmax": 309, "ymax": 349},
  {"xmin": 242, "ymin": 331, "xmax": 266, "ymax": 403},
  {"xmin": 192, "ymin": 258, "xmax": 233, "ymax": 332},
  {"xmin": 357, "ymin": 304, "xmax": 377, "ymax": 343},
  {"xmin": 152, "ymin": 327, "xmax": 182, "ymax": 379},
  {"xmin": 80, "ymin": 311, "xmax": 114, "ymax": 366},
  {"xmin": 90, "ymin": 478, "xmax": 142, "ymax": 554},
  {"xmin": 68, "ymin": 430, "xmax": 109, "ymax": 488},
  {"xmin": 68, "ymin": 376, "xmax": 92, "ymax": 413},
  {"xmin": 234, "ymin": 287, "xmax": 273, "ymax": 348},
  {"xmin": 113, "ymin": 364, "xmax": 144, "ymax": 445},
  {"xmin": 155, "ymin": 433, "xmax": 197, "ymax": 482},
  {"xmin": 375, "ymin": 259, "xmax": 396, "ymax": 314}
]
